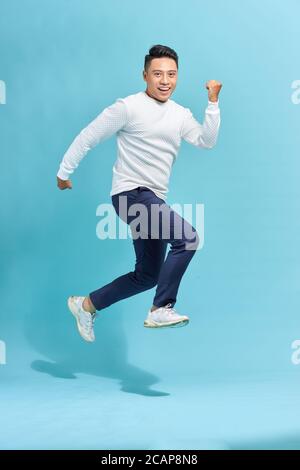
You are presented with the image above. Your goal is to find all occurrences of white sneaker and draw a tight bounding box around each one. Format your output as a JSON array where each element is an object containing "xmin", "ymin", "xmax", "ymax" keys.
[
  {"xmin": 144, "ymin": 303, "xmax": 189, "ymax": 328},
  {"xmin": 67, "ymin": 296, "xmax": 97, "ymax": 342}
]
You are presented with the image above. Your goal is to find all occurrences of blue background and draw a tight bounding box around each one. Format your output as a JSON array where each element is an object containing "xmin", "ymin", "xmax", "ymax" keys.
[{"xmin": 1, "ymin": 0, "xmax": 300, "ymax": 450}]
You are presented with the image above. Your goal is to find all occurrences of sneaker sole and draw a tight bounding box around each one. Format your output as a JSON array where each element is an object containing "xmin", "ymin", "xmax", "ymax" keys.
[
  {"xmin": 67, "ymin": 297, "xmax": 94, "ymax": 342},
  {"xmin": 143, "ymin": 318, "xmax": 189, "ymax": 328}
]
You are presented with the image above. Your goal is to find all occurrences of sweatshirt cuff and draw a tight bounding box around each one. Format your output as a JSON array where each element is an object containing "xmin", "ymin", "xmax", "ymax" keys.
[
  {"xmin": 206, "ymin": 100, "xmax": 220, "ymax": 113},
  {"xmin": 208, "ymin": 99, "xmax": 219, "ymax": 106},
  {"xmin": 57, "ymin": 167, "xmax": 72, "ymax": 180}
]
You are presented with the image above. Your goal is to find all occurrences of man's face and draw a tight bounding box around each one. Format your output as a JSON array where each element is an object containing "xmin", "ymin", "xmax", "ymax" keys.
[{"xmin": 143, "ymin": 57, "xmax": 178, "ymax": 102}]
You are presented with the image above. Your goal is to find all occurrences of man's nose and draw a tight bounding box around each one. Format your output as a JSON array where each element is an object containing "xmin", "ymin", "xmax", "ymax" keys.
[{"xmin": 160, "ymin": 74, "xmax": 169, "ymax": 84}]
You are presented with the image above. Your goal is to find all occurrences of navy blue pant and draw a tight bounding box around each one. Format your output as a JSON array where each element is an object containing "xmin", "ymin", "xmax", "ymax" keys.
[{"xmin": 89, "ymin": 186, "xmax": 199, "ymax": 311}]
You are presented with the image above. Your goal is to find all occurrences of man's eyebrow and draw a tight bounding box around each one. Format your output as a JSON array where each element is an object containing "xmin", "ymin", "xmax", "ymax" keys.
[{"xmin": 152, "ymin": 69, "xmax": 177, "ymax": 72}]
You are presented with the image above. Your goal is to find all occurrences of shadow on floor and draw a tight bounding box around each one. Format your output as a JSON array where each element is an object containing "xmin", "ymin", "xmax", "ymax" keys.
[{"xmin": 26, "ymin": 299, "xmax": 170, "ymax": 397}]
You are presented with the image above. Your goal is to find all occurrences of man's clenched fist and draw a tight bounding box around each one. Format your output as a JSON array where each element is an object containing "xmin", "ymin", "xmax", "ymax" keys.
[
  {"xmin": 206, "ymin": 80, "xmax": 222, "ymax": 102},
  {"xmin": 57, "ymin": 176, "xmax": 72, "ymax": 190}
]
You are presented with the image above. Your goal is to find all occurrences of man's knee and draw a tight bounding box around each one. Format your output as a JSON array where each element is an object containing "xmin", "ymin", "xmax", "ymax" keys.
[{"xmin": 183, "ymin": 229, "xmax": 200, "ymax": 252}]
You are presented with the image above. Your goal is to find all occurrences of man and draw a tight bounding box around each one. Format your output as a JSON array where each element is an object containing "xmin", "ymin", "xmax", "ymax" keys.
[{"xmin": 57, "ymin": 44, "xmax": 222, "ymax": 342}]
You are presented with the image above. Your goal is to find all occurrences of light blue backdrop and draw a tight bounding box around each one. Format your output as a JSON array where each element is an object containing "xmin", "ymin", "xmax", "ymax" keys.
[{"xmin": 1, "ymin": 0, "xmax": 300, "ymax": 450}]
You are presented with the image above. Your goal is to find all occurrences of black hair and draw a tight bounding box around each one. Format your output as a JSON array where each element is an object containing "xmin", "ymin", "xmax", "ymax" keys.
[{"xmin": 144, "ymin": 44, "xmax": 178, "ymax": 72}]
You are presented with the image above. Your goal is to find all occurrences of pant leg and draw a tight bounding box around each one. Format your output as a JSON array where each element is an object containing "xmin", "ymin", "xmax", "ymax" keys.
[
  {"xmin": 89, "ymin": 188, "xmax": 167, "ymax": 311},
  {"xmin": 152, "ymin": 207, "xmax": 200, "ymax": 308},
  {"xmin": 129, "ymin": 188, "xmax": 200, "ymax": 309}
]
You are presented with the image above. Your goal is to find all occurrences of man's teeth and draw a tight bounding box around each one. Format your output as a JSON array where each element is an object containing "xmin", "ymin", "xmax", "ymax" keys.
[{"xmin": 159, "ymin": 88, "xmax": 170, "ymax": 91}]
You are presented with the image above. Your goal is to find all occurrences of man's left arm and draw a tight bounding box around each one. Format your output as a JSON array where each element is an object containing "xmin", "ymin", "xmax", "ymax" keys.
[{"xmin": 181, "ymin": 80, "xmax": 222, "ymax": 149}]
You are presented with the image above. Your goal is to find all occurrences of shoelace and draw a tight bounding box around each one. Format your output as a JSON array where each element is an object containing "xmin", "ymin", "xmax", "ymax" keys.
[
  {"xmin": 150, "ymin": 303, "xmax": 177, "ymax": 318},
  {"xmin": 82, "ymin": 311, "xmax": 96, "ymax": 331},
  {"xmin": 164, "ymin": 303, "xmax": 177, "ymax": 317}
]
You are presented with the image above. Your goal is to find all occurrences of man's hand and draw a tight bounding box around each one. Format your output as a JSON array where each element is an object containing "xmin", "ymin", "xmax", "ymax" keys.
[
  {"xmin": 206, "ymin": 80, "xmax": 222, "ymax": 102},
  {"xmin": 57, "ymin": 176, "xmax": 72, "ymax": 190}
]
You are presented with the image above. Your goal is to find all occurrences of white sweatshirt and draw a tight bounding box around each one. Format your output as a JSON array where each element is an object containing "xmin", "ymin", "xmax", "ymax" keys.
[{"xmin": 57, "ymin": 90, "xmax": 221, "ymax": 200}]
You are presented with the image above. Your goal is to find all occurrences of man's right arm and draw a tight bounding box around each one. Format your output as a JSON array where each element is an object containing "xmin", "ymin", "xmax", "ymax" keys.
[{"xmin": 57, "ymin": 98, "xmax": 128, "ymax": 189}]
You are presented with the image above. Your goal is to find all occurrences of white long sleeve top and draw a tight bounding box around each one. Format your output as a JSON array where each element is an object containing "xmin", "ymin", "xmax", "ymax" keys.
[{"xmin": 57, "ymin": 90, "xmax": 221, "ymax": 200}]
